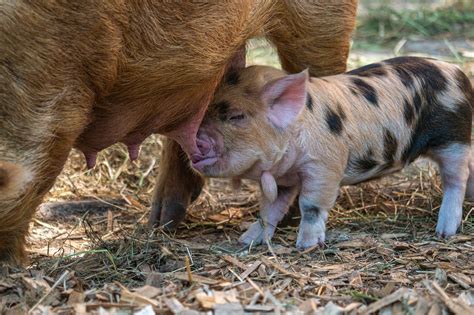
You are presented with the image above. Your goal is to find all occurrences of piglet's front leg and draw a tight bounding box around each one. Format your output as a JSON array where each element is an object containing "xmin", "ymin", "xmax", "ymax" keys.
[
  {"xmin": 296, "ymin": 168, "xmax": 342, "ymax": 249},
  {"xmin": 239, "ymin": 186, "xmax": 298, "ymax": 246}
]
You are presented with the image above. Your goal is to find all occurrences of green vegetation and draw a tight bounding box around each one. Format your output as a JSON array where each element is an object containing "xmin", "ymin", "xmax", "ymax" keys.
[{"xmin": 356, "ymin": 4, "xmax": 474, "ymax": 44}]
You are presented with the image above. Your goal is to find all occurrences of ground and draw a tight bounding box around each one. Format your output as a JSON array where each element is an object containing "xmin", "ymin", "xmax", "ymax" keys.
[{"xmin": 1, "ymin": 1, "xmax": 474, "ymax": 314}]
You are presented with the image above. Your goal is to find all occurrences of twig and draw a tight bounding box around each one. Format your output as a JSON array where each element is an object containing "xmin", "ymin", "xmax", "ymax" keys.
[
  {"xmin": 185, "ymin": 255, "xmax": 193, "ymax": 283},
  {"xmin": 29, "ymin": 270, "xmax": 70, "ymax": 314}
]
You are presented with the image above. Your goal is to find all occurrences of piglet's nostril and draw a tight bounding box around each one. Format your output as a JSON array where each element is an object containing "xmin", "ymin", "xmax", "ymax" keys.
[
  {"xmin": 196, "ymin": 138, "xmax": 211, "ymax": 155},
  {"xmin": 191, "ymin": 154, "xmax": 204, "ymax": 164}
]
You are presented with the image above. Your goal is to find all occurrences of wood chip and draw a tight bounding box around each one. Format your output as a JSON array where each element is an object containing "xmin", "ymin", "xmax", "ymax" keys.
[
  {"xmin": 145, "ymin": 273, "xmax": 164, "ymax": 287},
  {"xmin": 239, "ymin": 260, "xmax": 262, "ymax": 280},
  {"xmin": 245, "ymin": 304, "xmax": 275, "ymax": 312},
  {"xmin": 448, "ymin": 273, "xmax": 472, "ymax": 289},
  {"xmin": 247, "ymin": 278, "xmax": 264, "ymax": 296},
  {"xmin": 424, "ymin": 281, "xmax": 474, "ymax": 315},
  {"xmin": 434, "ymin": 268, "xmax": 447, "ymax": 287},
  {"xmin": 195, "ymin": 291, "xmax": 216, "ymax": 309},
  {"xmin": 120, "ymin": 286, "xmax": 159, "ymax": 307},
  {"xmin": 67, "ymin": 291, "xmax": 85, "ymax": 305},
  {"xmin": 164, "ymin": 298, "xmax": 186, "ymax": 314},
  {"xmin": 173, "ymin": 273, "xmax": 219, "ymax": 285},
  {"xmin": 261, "ymin": 256, "xmax": 302, "ymax": 280},
  {"xmin": 414, "ymin": 296, "xmax": 431, "ymax": 315},
  {"xmin": 361, "ymin": 288, "xmax": 410, "ymax": 314},
  {"xmin": 133, "ymin": 285, "xmax": 162, "ymax": 299},
  {"xmin": 381, "ymin": 233, "xmax": 409, "ymax": 239},
  {"xmin": 213, "ymin": 302, "xmax": 244, "ymax": 315},
  {"xmin": 335, "ymin": 239, "xmax": 369, "ymax": 249},
  {"xmin": 299, "ymin": 299, "xmax": 318, "ymax": 313},
  {"xmin": 222, "ymin": 255, "xmax": 247, "ymax": 270}
]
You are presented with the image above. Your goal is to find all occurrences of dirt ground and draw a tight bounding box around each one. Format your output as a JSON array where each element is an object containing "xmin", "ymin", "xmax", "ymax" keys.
[{"xmin": 1, "ymin": 1, "xmax": 474, "ymax": 314}]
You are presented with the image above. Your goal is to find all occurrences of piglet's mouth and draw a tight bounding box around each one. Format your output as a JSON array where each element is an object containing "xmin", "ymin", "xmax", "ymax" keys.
[{"xmin": 191, "ymin": 154, "xmax": 219, "ymax": 172}]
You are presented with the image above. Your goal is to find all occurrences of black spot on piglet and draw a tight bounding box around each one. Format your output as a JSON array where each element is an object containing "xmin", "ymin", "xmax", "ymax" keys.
[
  {"xmin": 306, "ymin": 93, "xmax": 314, "ymax": 112},
  {"xmin": 383, "ymin": 128, "xmax": 398, "ymax": 165},
  {"xmin": 347, "ymin": 63, "xmax": 387, "ymax": 77},
  {"xmin": 215, "ymin": 100, "xmax": 230, "ymax": 121},
  {"xmin": 325, "ymin": 106, "xmax": 345, "ymax": 135},
  {"xmin": 402, "ymin": 99, "xmax": 472, "ymax": 163},
  {"xmin": 403, "ymin": 98, "xmax": 415, "ymax": 126},
  {"xmin": 301, "ymin": 205, "xmax": 322, "ymax": 223},
  {"xmin": 351, "ymin": 78, "xmax": 378, "ymax": 107},
  {"xmin": 385, "ymin": 57, "xmax": 448, "ymax": 96},
  {"xmin": 0, "ymin": 168, "xmax": 8, "ymax": 188},
  {"xmin": 350, "ymin": 150, "xmax": 378, "ymax": 173},
  {"xmin": 225, "ymin": 70, "xmax": 240, "ymax": 85}
]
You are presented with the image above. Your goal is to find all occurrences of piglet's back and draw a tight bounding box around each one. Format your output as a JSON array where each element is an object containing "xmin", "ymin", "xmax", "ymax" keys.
[{"xmin": 303, "ymin": 57, "xmax": 472, "ymax": 184}]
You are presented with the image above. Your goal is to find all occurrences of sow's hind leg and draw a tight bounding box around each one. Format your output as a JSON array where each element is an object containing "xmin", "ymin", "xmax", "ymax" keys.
[
  {"xmin": 267, "ymin": 0, "xmax": 357, "ymax": 225},
  {"xmin": 0, "ymin": 93, "xmax": 90, "ymax": 264},
  {"xmin": 268, "ymin": 0, "xmax": 357, "ymax": 77}
]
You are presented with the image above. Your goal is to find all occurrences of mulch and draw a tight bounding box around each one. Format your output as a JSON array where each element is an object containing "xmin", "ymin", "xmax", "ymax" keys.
[{"xmin": 0, "ymin": 142, "xmax": 473, "ymax": 314}]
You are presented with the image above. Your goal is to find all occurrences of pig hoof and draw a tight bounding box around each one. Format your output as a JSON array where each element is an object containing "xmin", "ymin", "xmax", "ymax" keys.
[
  {"xmin": 296, "ymin": 229, "xmax": 325, "ymax": 250},
  {"xmin": 239, "ymin": 221, "xmax": 265, "ymax": 245},
  {"xmin": 296, "ymin": 239, "xmax": 325, "ymax": 251},
  {"xmin": 149, "ymin": 199, "xmax": 186, "ymax": 230},
  {"xmin": 435, "ymin": 228, "xmax": 456, "ymax": 239},
  {"xmin": 435, "ymin": 216, "xmax": 460, "ymax": 239}
]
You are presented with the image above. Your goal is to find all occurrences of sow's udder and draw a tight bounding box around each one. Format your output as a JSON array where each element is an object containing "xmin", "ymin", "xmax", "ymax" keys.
[{"xmin": 75, "ymin": 107, "xmax": 205, "ymax": 169}]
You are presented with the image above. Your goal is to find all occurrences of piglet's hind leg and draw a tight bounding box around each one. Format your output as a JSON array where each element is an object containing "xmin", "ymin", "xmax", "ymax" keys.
[
  {"xmin": 239, "ymin": 186, "xmax": 298, "ymax": 246},
  {"xmin": 465, "ymin": 153, "xmax": 474, "ymax": 201},
  {"xmin": 430, "ymin": 144, "xmax": 471, "ymax": 238}
]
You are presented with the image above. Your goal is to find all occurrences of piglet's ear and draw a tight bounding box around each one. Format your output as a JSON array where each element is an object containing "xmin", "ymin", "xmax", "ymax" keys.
[{"xmin": 262, "ymin": 69, "xmax": 308, "ymax": 130}]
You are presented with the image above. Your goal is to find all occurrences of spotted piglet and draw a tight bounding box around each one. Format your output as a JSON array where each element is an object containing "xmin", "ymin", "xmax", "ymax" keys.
[{"xmin": 191, "ymin": 57, "xmax": 473, "ymax": 249}]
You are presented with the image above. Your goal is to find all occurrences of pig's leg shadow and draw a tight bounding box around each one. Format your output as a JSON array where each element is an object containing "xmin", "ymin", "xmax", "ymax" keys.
[
  {"xmin": 37, "ymin": 199, "xmax": 128, "ymax": 220},
  {"xmin": 429, "ymin": 143, "xmax": 471, "ymax": 237},
  {"xmin": 239, "ymin": 186, "xmax": 298, "ymax": 246}
]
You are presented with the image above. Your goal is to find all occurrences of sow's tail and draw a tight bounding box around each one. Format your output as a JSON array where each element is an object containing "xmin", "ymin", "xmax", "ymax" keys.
[{"xmin": 0, "ymin": 161, "xmax": 31, "ymax": 200}]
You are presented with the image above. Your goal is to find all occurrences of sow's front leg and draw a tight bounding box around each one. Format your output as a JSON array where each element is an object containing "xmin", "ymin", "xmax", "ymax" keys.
[
  {"xmin": 150, "ymin": 46, "xmax": 247, "ymax": 229},
  {"xmin": 149, "ymin": 138, "xmax": 204, "ymax": 229}
]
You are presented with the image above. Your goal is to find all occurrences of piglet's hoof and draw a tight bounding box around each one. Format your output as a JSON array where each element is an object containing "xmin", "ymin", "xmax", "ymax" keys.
[
  {"xmin": 296, "ymin": 240, "xmax": 325, "ymax": 251},
  {"xmin": 239, "ymin": 221, "xmax": 265, "ymax": 245},
  {"xmin": 435, "ymin": 230, "xmax": 457, "ymax": 240},
  {"xmin": 296, "ymin": 227, "xmax": 326, "ymax": 250},
  {"xmin": 435, "ymin": 216, "xmax": 460, "ymax": 239}
]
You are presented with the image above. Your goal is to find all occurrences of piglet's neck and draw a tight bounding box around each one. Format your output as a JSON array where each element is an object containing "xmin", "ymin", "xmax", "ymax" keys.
[{"xmin": 264, "ymin": 135, "xmax": 301, "ymax": 178}]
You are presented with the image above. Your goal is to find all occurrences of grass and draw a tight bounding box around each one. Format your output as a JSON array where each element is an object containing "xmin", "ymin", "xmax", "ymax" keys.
[{"xmin": 355, "ymin": 3, "xmax": 474, "ymax": 45}]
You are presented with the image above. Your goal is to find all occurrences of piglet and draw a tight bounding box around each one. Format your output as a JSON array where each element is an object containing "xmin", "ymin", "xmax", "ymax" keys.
[{"xmin": 192, "ymin": 57, "xmax": 474, "ymax": 249}]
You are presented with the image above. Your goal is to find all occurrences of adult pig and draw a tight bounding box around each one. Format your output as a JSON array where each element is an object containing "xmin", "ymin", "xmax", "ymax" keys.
[{"xmin": 0, "ymin": 1, "xmax": 357, "ymax": 263}]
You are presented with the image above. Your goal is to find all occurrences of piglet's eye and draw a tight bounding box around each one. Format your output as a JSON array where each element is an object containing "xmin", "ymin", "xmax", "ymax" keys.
[{"xmin": 229, "ymin": 114, "xmax": 246, "ymax": 121}]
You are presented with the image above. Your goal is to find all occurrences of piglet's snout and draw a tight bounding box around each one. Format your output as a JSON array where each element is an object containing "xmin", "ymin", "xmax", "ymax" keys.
[
  {"xmin": 196, "ymin": 128, "xmax": 222, "ymax": 154},
  {"xmin": 191, "ymin": 129, "xmax": 221, "ymax": 170}
]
